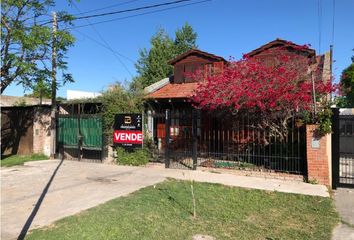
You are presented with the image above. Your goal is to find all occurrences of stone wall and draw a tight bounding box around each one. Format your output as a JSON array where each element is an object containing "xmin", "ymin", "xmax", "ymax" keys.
[
  {"xmin": 32, "ymin": 107, "xmax": 51, "ymax": 156},
  {"xmin": 102, "ymin": 145, "xmax": 115, "ymax": 164},
  {"xmin": 0, "ymin": 95, "xmax": 51, "ymax": 107}
]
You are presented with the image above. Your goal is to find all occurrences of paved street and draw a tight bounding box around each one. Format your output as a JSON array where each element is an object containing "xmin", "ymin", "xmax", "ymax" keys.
[{"xmin": 1, "ymin": 160, "xmax": 329, "ymax": 240}]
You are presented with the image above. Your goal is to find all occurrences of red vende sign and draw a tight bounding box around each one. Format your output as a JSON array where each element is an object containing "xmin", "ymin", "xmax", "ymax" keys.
[{"xmin": 113, "ymin": 130, "xmax": 143, "ymax": 144}]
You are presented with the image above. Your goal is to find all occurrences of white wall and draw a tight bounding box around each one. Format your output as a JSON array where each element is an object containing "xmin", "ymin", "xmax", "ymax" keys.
[{"xmin": 67, "ymin": 90, "xmax": 101, "ymax": 100}]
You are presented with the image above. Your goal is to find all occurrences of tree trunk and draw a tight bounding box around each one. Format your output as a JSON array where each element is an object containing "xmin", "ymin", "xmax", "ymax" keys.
[{"xmin": 0, "ymin": 77, "xmax": 12, "ymax": 94}]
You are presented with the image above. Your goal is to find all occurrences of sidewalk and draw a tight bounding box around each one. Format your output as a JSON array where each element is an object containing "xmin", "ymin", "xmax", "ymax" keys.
[
  {"xmin": 153, "ymin": 164, "xmax": 329, "ymax": 197},
  {"xmin": 332, "ymin": 188, "xmax": 354, "ymax": 240}
]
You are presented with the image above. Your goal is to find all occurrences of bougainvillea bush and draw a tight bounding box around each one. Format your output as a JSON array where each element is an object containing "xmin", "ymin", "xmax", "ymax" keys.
[{"xmin": 191, "ymin": 47, "xmax": 334, "ymax": 139}]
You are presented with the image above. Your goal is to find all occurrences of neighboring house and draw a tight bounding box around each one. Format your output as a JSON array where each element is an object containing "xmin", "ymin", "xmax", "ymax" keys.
[
  {"xmin": 67, "ymin": 90, "xmax": 102, "ymax": 100},
  {"xmin": 0, "ymin": 92, "xmax": 103, "ymax": 158},
  {"xmin": 145, "ymin": 39, "xmax": 331, "ymax": 156}
]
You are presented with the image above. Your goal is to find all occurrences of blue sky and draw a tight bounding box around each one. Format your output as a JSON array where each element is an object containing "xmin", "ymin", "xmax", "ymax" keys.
[{"xmin": 4, "ymin": 0, "xmax": 354, "ymax": 98}]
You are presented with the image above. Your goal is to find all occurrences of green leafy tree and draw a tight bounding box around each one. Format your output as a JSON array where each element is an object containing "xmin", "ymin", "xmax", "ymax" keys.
[
  {"xmin": 134, "ymin": 28, "xmax": 174, "ymax": 88},
  {"xmin": 133, "ymin": 23, "xmax": 198, "ymax": 89},
  {"xmin": 1, "ymin": 0, "xmax": 75, "ymax": 94},
  {"xmin": 174, "ymin": 22, "xmax": 198, "ymax": 54},
  {"xmin": 100, "ymin": 84, "xmax": 144, "ymax": 139},
  {"xmin": 25, "ymin": 79, "xmax": 51, "ymax": 99},
  {"xmin": 338, "ymin": 51, "xmax": 354, "ymax": 107}
]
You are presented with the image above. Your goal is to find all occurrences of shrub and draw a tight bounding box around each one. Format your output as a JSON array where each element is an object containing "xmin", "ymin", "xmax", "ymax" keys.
[
  {"xmin": 115, "ymin": 147, "xmax": 150, "ymax": 166},
  {"xmin": 99, "ymin": 84, "xmax": 144, "ymax": 142}
]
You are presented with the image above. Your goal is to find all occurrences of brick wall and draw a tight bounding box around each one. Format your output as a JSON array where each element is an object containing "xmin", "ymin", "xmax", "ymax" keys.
[
  {"xmin": 306, "ymin": 124, "xmax": 332, "ymax": 186},
  {"xmin": 33, "ymin": 107, "xmax": 51, "ymax": 156}
]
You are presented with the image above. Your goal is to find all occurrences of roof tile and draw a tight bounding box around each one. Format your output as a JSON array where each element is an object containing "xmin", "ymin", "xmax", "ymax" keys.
[{"xmin": 145, "ymin": 82, "xmax": 198, "ymax": 99}]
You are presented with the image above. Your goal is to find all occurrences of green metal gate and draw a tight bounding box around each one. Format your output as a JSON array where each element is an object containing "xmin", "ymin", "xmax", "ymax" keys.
[{"xmin": 57, "ymin": 115, "xmax": 103, "ymax": 161}]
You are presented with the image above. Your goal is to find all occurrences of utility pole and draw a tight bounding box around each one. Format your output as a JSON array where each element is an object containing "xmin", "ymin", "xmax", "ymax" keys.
[
  {"xmin": 50, "ymin": 11, "xmax": 57, "ymax": 159},
  {"xmin": 330, "ymin": 45, "xmax": 333, "ymax": 101}
]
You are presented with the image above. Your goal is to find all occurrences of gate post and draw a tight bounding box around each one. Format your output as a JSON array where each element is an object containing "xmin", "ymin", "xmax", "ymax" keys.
[
  {"xmin": 165, "ymin": 109, "xmax": 171, "ymax": 168},
  {"xmin": 192, "ymin": 109, "xmax": 198, "ymax": 170},
  {"xmin": 331, "ymin": 108, "xmax": 340, "ymax": 189},
  {"xmin": 77, "ymin": 105, "xmax": 81, "ymax": 161},
  {"xmin": 306, "ymin": 124, "xmax": 332, "ymax": 186}
]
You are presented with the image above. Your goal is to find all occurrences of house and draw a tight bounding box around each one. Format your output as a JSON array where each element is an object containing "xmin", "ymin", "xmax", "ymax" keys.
[
  {"xmin": 144, "ymin": 49, "xmax": 227, "ymax": 150},
  {"xmin": 144, "ymin": 39, "xmax": 331, "ymax": 173},
  {"xmin": 0, "ymin": 94, "xmax": 103, "ymax": 159},
  {"xmin": 145, "ymin": 49, "xmax": 226, "ymax": 100}
]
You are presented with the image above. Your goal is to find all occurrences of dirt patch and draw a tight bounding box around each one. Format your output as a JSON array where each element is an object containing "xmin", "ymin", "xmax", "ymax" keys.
[{"xmin": 192, "ymin": 234, "xmax": 215, "ymax": 240}]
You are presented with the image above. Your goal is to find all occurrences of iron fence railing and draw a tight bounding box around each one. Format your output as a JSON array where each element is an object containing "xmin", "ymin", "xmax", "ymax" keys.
[
  {"xmin": 153, "ymin": 109, "xmax": 307, "ymax": 175},
  {"xmin": 332, "ymin": 108, "xmax": 354, "ymax": 188}
]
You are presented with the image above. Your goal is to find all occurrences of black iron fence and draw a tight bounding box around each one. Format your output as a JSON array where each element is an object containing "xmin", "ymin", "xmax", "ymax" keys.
[
  {"xmin": 332, "ymin": 108, "xmax": 354, "ymax": 188},
  {"xmin": 153, "ymin": 109, "xmax": 307, "ymax": 175}
]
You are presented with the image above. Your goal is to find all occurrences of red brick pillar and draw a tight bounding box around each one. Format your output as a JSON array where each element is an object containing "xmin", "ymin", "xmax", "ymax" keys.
[{"xmin": 306, "ymin": 124, "xmax": 331, "ymax": 186}]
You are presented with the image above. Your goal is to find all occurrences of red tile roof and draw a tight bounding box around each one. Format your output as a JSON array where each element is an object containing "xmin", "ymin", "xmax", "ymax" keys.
[{"xmin": 145, "ymin": 82, "xmax": 198, "ymax": 99}]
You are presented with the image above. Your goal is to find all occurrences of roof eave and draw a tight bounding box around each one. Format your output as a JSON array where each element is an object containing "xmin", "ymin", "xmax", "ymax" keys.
[{"xmin": 168, "ymin": 49, "xmax": 227, "ymax": 65}]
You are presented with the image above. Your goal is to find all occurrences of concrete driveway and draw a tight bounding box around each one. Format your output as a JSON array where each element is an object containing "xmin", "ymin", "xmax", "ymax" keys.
[{"xmin": 1, "ymin": 160, "xmax": 329, "ymax": 240}]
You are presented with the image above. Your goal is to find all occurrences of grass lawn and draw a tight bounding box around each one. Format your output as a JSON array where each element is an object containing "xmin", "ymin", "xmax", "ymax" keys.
[
  {"xmin": 1, "ymin": 154, "xmax": 49, "ymax": 167},
  {"xmin": 27, "ymin": 179, "xmax": 339, "ymax": 240}
]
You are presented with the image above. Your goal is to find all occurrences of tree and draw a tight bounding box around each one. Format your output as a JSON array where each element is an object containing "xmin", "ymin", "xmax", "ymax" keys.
[
  {"xmin": 134, "ymin": 28, "xmax": 174, "ymax": 89},
  {"xmin": 1, "ymin": 0, "xmax": 75, "ymax": 94},
  {"xmin": 132, "ymin": 23, "xmax": 198, "ymax": 89},
  {"xmin": 100, "ymin": 84, "xmax": 144, "ymax": 138},
  {"xmin": 338, "ymin": 51, "xmax": 354, "ymax": 107},
  {"xmin": 174, "ymin": 22, "xmax": 198, "ymax": 55},
  {"xmin": 24, "ymin": 79, "xmax": 51, "ymax": 99},
  {"xmin": 191, "ymin": 48, "xmax": 333, "ymax": 139}
]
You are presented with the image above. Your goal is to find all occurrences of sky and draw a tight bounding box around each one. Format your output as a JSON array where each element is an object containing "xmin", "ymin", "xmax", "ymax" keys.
[{"xmin": 4, "ymin": 0, "xmax": 354, "ymax": 98}]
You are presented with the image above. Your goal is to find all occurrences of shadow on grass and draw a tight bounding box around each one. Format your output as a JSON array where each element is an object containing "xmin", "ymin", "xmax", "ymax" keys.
[
  {"xmin": 157, "ymin": 187, "xmax": 193, "ymax": 216},
  {"xmin": 17, "ymin": 159, "xmax": 64, "ymax": 240},
  {"xmin": 1, "ymin": 154, "xmax": 12, "ymax": 160}
]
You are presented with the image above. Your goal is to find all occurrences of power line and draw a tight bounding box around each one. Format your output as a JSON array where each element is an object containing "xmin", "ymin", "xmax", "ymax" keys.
[
  {"xmin": 73, "ymin": 0, "xmax": 195, "ymax": 21},
  {"xmin": 40, "ymin": 0, "xmax": 197, "ymax": 25},
  {"xmin": 71, "ymin": 2, "xmax": 134, "ymax": 78},
  {"xmin": 74, "ymin": 29, "xmax": 135, "ymax": 63},
  {"xmin": 36, "ymin": 1, "xmax": 140, "ymax": 24},
  {"xmin": 74, "ymin": 0, "xmax": 140, "ymax": 16},
  {"xmin": 66, "ymin": 0, "xmax": 211, "ymax": 30}
]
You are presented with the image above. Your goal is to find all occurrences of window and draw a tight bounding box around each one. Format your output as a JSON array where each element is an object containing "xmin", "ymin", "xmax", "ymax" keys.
[{"xmin": 204, "ymin": 64, "xmax": 213, "ymax": 78}]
